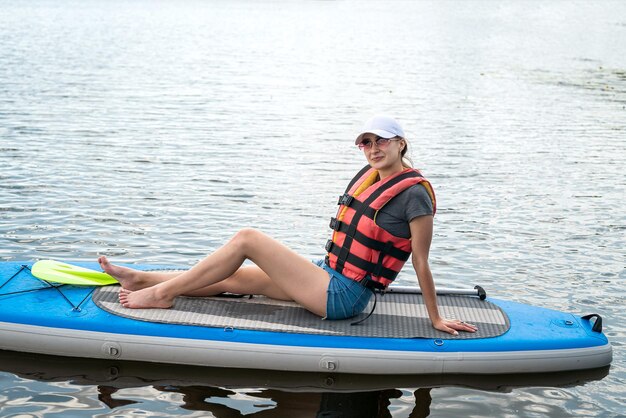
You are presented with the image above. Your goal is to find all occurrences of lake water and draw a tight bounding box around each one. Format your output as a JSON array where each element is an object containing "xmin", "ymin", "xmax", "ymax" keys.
[{"xmin": 1, "ymin": 0, "xmax": 624, "ymax": 416}]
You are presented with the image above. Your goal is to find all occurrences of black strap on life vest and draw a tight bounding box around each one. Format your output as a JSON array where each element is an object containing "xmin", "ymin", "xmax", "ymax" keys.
[
  {"xmin": 331, "ymin": 170, "xmax": 422, "ymax": 282},
  {"xmin": 325, "ymin": 243, "xmax": 398, "ymax": 284},
  {"xmin": 328, "ymin": 217, "xmax": 411, "ymax": 261}
]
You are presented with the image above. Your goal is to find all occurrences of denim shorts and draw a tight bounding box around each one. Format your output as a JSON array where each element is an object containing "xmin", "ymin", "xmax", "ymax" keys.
[{"xmin": 315, "ymin": 259, "xmax": 373, "ymax": 320}]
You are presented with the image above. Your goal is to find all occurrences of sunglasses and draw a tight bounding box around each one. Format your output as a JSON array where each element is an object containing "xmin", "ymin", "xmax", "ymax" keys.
[{"xmin": 357, "ymin": 136, "xmax": 399, "ymax": 150}]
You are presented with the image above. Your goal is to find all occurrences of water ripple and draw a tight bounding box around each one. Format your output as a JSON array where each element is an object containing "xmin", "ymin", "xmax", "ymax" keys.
[{"xmin": 1, "ymin": 0, "xmax": 625, "ymax": 416}]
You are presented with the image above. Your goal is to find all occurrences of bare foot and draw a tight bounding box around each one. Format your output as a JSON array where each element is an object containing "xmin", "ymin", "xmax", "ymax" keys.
[
  {"xmin": 119, "ymin": 287, "xmax": 174, "ymax": 309},
  {"xmin": 98, "ymin": 256, "xmax": 150, "ymax": 291}
]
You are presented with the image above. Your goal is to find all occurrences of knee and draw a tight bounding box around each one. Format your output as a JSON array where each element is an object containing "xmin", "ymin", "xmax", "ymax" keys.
[{"xmin": 231, "ymin": 228, "xmax": 264, "ymax": 253}]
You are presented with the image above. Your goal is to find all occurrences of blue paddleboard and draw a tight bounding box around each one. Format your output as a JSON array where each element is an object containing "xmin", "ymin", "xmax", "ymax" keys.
[{"xmin": 0, "ymin": 261, "xmax": 612, "ymax": 375}]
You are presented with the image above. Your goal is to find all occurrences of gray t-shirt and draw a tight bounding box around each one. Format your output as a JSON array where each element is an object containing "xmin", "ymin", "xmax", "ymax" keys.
[{"xmin": 374, "ymin": 183, "xmax": 433, "ymax": 239}]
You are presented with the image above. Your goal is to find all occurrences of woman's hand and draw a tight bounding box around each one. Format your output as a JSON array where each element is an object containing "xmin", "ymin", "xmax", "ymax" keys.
[
  {"xmin": 408, "ymin": 216, "xmax": 479, "ymax": 337},
  {"xmin": 432, "ymin": 317, "xmax": 478, "ymax": 336}
]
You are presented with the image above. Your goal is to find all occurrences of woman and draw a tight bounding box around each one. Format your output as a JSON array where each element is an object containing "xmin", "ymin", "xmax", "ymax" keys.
[{"xmin": 100, "ymin": 115, "xmax": 477, "ymax": 336}]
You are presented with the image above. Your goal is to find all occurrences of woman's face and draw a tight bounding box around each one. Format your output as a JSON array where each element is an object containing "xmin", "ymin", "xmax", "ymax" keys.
[{"xmin": 359, "ymin": 133, "xmax": 405, "ymax": 172}]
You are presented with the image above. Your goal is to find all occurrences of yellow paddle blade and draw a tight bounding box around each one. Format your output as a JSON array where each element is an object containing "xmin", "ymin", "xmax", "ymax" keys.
[{"xmin": 31, "ymin": 260, "xmax": 117, "ymax": 286}]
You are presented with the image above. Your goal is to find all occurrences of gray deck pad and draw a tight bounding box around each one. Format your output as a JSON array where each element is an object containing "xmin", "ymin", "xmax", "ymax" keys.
[{"xmin": 94, "ymin": 286, "xmax": 510, "ymax": 339}]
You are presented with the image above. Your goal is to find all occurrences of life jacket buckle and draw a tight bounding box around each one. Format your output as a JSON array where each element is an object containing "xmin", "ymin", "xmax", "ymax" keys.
[
  {"xmin": 360, "ymin": 275, "xmax": 385, "ymax": 291},
  {"xmin": 325, "ymin": 240, "xmax": 334, "ymax": 253},
  {"xmin": 337, "ymin": 193, "xmax": 354, "ymax": 207},
  {"xmin": 329, "ymin": 217, "xmax": 340, "ymax": 231}
]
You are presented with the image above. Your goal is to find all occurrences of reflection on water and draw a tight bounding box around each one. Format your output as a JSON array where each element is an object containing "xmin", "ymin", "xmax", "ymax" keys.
[
  {"xmin": 147, "ymin": 386, "xmax": 414, "ymax": 417},
  {"xmin": 0, "ymin": 350, "xmax": 610, "ymax": 417}
]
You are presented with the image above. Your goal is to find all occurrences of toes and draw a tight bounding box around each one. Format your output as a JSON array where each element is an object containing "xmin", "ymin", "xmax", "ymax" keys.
[
  {"xmin": 98, "ymin": 256, "xmax": 108, "ymax": 270},
  {"xmin": 118, "ymin": 289, "xmax": 131, "ymax": 306}
]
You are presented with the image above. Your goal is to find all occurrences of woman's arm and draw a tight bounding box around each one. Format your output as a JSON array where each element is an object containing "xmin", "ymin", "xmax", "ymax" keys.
[{"xmin": 409, "ymin": 215, "xmax": 477, "ymax": 335}]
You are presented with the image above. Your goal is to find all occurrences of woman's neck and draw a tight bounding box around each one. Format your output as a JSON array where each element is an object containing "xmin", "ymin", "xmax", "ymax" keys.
[{"xmin": 377, "ymin": 163, "xmax": 406, "ymax": 181}]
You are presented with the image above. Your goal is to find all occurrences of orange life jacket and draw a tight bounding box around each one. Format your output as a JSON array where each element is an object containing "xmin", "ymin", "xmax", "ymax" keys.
[{"xmin": 325, "ymin": 166, "xmax": 436, "ymax": 289}]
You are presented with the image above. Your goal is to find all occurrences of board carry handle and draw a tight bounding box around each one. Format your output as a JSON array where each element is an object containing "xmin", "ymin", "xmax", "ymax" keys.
[
  {"xmin": 381, "ymin": 285, "xmax": 487, "ymax": 299},
  {"xmin": 581, "ymin": 313, "xmax": 603, "ymax": 333}
]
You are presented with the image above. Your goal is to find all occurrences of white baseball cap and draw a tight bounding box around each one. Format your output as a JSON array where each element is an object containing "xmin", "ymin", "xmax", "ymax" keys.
[{"xmin": 355, "ymin": 115, "xmax": 405, "ymax": 145}]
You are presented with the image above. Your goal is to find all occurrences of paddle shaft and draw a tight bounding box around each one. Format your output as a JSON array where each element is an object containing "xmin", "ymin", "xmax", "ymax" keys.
[{"xmin": 380, "ymin": 285, "xmax": 486, "ymax": 299}]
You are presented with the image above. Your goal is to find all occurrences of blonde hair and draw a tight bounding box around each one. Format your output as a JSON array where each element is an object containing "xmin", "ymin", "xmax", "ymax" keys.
[{"xmin": 399, "ymin": 137, "xmax": 413, "ymax": 168}]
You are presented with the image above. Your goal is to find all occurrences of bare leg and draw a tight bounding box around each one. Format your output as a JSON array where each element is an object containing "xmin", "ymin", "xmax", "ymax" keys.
[
  {"xmin": 183, "ymin": 266, "xmax": 292, "ymax": 300},
  {"xmin": 98, "ymin": 256, "xmax": 178, "ymax": 291},
  {"xmin": 100, "ymin": 256, "xmax": 291, "ymax": 299},
  {"xmin": 118, "ymin": 229, "xmax": 331, "ymax": 316}
]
